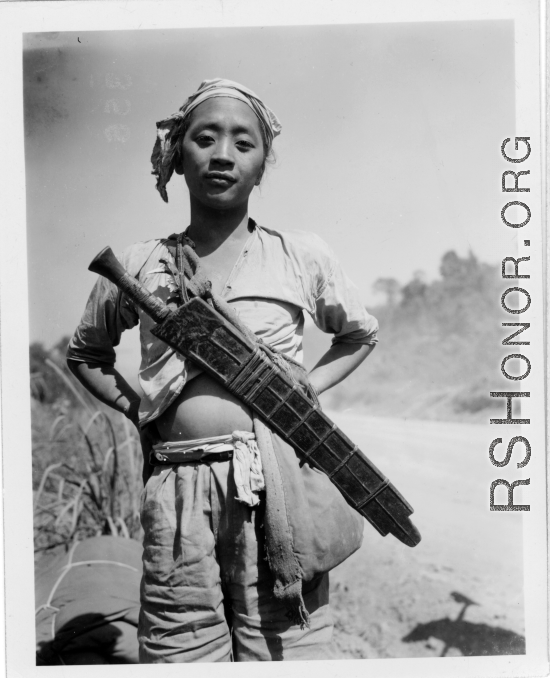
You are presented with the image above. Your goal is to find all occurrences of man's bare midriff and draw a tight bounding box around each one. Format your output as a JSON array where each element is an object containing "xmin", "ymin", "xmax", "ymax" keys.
[{"xmin": 155, "ymin": 372, "xmax": 254, "ymax": 441}]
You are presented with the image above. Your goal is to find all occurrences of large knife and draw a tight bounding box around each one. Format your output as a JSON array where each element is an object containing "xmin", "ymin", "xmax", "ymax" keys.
[{"xmin": 89, "ymin": 246, "xmax": 421, "ymax": 547}]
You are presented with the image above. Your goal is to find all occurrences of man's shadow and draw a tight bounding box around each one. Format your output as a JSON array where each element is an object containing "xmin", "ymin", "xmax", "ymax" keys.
[{"xmin": 402, "ymin": 592, "xmax": 525, "ymax": 657}]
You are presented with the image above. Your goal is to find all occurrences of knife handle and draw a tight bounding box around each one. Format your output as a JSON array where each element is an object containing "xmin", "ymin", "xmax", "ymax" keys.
[{"xmin": 89, "ymin": 246, "xmax": 171, "ymax": 324}]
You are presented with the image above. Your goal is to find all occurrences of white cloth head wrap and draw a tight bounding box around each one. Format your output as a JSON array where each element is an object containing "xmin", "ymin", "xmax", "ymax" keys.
[{"xmin": 151, "ymin": 78, "xmax": 282, "ymax": 202}]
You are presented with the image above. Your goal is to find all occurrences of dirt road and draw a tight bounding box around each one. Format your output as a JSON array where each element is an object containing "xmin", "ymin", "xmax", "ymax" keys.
[{"xmin": 325, "ymin": 412, "xmax": 525, "ymax": 659}]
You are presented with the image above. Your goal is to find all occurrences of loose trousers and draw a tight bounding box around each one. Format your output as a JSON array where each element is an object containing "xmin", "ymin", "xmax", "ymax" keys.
[{"xmin": 138, "ymin": 459, "xmax": 333, "ymax": 662}]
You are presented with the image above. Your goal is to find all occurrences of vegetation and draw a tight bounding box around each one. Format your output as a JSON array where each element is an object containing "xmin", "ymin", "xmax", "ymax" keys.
[
  {"xmin": 31, "ymin": 339, "xmax": 143, "ymax": 555},
  {"xmin": 309, "ymin": 250, "xmax": 509, "ymax": 421}
]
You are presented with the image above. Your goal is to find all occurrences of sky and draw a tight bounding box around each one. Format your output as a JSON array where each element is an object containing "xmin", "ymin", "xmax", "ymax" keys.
[{"xmin": 24, "ymin": 20, "xmax": 515, "ymax": 366}]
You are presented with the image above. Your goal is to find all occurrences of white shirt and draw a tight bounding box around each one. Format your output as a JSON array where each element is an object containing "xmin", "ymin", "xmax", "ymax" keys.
[{"xmin": 67, "ymin": 223, "xmax": 378, "ymax": 425}]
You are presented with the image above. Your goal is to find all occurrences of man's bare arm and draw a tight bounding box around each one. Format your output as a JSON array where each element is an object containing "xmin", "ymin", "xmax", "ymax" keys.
[
  {"xmin": 308, "ymin": 343, "xmax": 375, "ymax": 396},
  {"xmin": 66, "ymin": 359, "xmax": 141, "ymax": 427}
]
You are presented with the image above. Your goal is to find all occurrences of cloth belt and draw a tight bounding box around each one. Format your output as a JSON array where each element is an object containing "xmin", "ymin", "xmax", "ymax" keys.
[{"xmin": 151, "ymin": 432, "xmax": 265, "ymax": 507}]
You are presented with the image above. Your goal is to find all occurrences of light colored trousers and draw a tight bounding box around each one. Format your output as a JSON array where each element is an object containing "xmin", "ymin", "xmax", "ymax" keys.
[{"xmin": 138, "ymin": 459, "xmax": 333, "ymax": 662}]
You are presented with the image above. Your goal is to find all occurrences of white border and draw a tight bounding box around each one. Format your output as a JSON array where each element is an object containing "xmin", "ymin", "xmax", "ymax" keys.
[{"xmin": 0, "ymin": 1, "xmax": 547, "ymax": 677}]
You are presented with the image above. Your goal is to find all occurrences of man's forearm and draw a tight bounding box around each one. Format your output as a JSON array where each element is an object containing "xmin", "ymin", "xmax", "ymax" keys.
[
  {"xmin": 66, "ymin": 359, "xmax": 141, "ymax": 426},
  {"xmin": 308, "ymin": 343, "xmax": 375, "ymax": 395}
]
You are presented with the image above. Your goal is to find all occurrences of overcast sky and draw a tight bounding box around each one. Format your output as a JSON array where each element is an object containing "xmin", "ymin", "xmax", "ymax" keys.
[{"xmin": 24, "ymin": 20, "xmax": 515, "ymax": 367}]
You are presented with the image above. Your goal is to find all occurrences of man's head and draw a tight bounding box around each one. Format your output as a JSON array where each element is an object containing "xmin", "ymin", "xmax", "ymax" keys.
[
  {"xmin": 151, "ymin": 78, "xmax": 281, "ymax": 203},
  {"xmin": 178, "ymin": 97, "xmax": 268, "ymax": 212}
]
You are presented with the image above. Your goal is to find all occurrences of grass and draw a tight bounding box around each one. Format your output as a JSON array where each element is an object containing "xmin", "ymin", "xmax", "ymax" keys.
[{"xmin": 32, "ymin": 358, "xmax": 143, "ymax": 556}]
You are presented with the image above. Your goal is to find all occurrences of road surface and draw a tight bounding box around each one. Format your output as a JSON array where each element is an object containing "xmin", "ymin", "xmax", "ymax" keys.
[{"xmin": 324, "ymin": 412, "xmax": 525, "ymax": 659}]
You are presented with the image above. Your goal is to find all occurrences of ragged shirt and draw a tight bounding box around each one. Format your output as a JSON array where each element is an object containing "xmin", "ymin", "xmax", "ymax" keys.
[{"xmin": 67, "ymin": 223, "xmax": 378, "ymax": 426}]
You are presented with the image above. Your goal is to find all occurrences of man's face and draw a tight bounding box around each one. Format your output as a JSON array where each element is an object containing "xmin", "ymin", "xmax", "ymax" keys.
[{"xmin": 181, "ymin": 97, "xmax": 266, "ymax": 211}]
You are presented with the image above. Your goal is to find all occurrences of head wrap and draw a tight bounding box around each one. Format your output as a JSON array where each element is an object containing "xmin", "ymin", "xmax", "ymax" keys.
[{"xmin": 151, "ymin": 78, "xmax": 282, "ymax": 202}]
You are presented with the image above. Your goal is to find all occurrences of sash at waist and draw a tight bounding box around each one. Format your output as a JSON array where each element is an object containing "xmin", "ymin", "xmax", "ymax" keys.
[
  {"xmin": 152, "ymin": 432, "xmax": 264, "ymax": 507},
  {"xmin": 152, "ymin": 434, "xmax": 239, "ymax": 462}
]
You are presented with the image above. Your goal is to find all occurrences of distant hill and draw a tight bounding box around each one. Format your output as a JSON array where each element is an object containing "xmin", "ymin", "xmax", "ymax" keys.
[{"xmin": 304, "ymin": 250, "xmax": 515, "ymax": 422}]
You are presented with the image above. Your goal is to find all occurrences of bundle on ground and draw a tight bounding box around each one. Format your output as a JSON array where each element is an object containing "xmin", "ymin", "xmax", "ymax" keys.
[{"xmin": 35, "ymin": 536, "xmax": 142, "ymax": 665}]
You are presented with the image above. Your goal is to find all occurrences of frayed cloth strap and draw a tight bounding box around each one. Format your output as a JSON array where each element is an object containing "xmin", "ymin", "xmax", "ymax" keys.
[
  {"xmin": 253, "ymin": 414, "xmax": 310, "ymax": 629},
  {"xmin": 176, "ymin": 233, "xmax": 189, "ymax": 303}
]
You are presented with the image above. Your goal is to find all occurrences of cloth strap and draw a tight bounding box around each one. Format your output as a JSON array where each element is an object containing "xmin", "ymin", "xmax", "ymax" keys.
[{"xmin": 253, "ymin": 415, "xmax": 311, "ymax": 629}]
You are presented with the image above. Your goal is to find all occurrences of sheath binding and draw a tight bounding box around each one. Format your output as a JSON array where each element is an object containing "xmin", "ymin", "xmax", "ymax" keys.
[
  {"xmin": 279, "ymin": 387, "xmax": 319, "ymax": 438},
  {"xmin": 257, "ymin": 381, "xmax": 304, "ymax": 437},
  {"xmin": 328, "ymin": 445, "xmax": 360, "ymax": 480},
  {"xmin": 358, "ymin": 484, "xmax": 410, "ymax": 540},
  {"xmin": 355, "ymin": 478, "xmax": 391, "ymax": 510},
  {"xmin": 241, "ymin": 358, "xmax": 274, "ymax": 403},
  {"xmin": 303, "ymin": 421, "xmax": 339, "ymax": 459},
  {"xmin": 229, "ymin": 348, "xmax": 268, "ymax": 397}
]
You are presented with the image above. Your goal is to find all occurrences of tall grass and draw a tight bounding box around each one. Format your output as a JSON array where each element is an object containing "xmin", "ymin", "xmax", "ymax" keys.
[{"xmin": 32, "ymin": 357, "xmax": 143, "ymax": 556}]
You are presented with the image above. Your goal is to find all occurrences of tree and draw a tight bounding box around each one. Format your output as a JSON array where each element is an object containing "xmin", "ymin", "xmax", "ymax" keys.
[
  {"xmin": 373, "ymin": 277, "xmax": 401, "ymax": 307},
  {"xmin": 401, "ymin": 270, "xmax": 427, "ymax": 305},
  {"xmin": 439, "ymin": 250, "xmax": 485, "ymax": 292}
]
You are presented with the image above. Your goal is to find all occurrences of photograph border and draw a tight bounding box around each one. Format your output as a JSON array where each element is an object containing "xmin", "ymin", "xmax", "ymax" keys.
[{"xmin": 0, "ymin": 1, "xmax": 547, "ymax": 677}]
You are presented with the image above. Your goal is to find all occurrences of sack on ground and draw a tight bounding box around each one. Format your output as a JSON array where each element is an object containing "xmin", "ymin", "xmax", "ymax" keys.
[{"xmin": 35, "ymin": 536, "xmax": 142, "ymax": 665}]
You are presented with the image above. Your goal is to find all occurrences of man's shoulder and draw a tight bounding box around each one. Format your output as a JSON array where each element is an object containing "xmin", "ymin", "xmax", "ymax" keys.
[
  {"xmin": 119, "ymin": 238, "xmax": 170, "ymax": 276},
  {"xmin": 256, "ymin": 224, "xmax": 334, "ymax": 262}
]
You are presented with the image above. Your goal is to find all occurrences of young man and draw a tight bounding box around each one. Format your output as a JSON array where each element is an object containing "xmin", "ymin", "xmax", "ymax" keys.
[{"xmin": 67, "ymin": 79, "xmax": 378, "ymax": 662}]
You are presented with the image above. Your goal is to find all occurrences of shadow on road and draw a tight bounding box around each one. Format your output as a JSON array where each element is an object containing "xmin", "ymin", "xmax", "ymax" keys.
[
  {"xmin": 402, "ymin": 591, "xmax": 525, "ymax": 657},
  {"xmin": 402, "ymin": 617, "xmax": 525, "ymax": 656}
]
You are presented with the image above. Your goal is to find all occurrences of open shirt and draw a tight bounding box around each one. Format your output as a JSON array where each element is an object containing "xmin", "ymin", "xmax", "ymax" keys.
[{"xmin": 67, "ymin": 224, "xmax": 379, "ymax": 426}]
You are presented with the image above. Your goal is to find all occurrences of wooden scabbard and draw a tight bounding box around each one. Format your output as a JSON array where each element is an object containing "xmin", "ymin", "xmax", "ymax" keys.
[{"xmin": 151, "ymin": 297, "xmax": 421, "ymax": 548}]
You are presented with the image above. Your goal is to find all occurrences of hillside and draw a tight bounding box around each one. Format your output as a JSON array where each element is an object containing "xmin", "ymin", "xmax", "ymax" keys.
[{"xmin": 304, "ymin": 250, "xmax": 511, "ymax": 422}]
